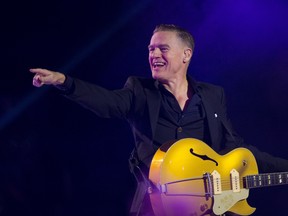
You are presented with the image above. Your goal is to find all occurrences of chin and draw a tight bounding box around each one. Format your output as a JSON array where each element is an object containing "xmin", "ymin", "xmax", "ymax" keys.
[
  {"xmin": 152, "ymin": 74, "xmax": 161, "ymax": 81},
  {"xmin": 152, "ymin": 70, "xmax": 166, "ymax": 82}
]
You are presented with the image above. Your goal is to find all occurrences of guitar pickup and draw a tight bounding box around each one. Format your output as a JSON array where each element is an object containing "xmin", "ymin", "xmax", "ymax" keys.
[
  {"xmin": 230, "ymin": 169, "xmax": 240, "ymax": 192},
  {"xmin": 211, "ymin": 170, "xmax": 222, "ymax": 194}
]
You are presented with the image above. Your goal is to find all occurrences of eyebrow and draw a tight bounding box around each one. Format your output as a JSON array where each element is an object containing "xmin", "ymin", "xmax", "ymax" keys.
[
  {"xmin": 148, "ymin": 44, "xmax": 170, "ymax": 49},
  {"xmin": 147, "ymin": 45, "xmax": 153, "ymax": 49}
]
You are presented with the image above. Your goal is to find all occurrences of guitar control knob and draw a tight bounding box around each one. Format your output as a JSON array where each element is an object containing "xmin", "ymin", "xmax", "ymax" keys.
[
  {"xmin": 243, "ymin": 160, "xmax": 247, "ymax": 166},
  {"xmin": 200, "ymin": 203, "xmax": 208, "ymax": 212}
]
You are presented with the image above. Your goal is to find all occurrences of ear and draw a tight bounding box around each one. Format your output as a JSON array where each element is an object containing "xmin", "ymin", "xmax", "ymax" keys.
[{"xmin": 183, "ymin": 48, "xmax": 192, "ymax": 63}]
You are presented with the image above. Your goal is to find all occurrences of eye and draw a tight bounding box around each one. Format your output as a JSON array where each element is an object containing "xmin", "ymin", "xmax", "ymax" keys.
[
  {"xmin": 148, "ymin": 46, "xmax": 154, "ymax": 52},
  {"xmin": 159, "ymin": 45, "xmax": 169, "ymax": 52},
  {"xmin": 160, "ymin": 47, "xmax": 168, "ymax": 52}
]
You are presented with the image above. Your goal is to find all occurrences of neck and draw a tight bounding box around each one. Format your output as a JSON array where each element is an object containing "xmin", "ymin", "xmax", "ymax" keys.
[
  {"xmin": 161, "ymin": 76, "xmax": 192, "ymax": 110},
  {"xmin": 161, "ymin": 76, "xmax": 188, "ymax": 98}
]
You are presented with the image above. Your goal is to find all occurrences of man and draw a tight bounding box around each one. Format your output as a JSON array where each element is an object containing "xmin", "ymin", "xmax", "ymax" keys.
[{"xmin": 30, "ymin": 24, "xmax": 288, "ymax": 215}]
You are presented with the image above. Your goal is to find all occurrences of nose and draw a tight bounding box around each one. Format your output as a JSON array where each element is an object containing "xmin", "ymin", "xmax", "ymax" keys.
[{"xmin": 150, "ymin": 48, "xmax": 161, "ymax": 58}]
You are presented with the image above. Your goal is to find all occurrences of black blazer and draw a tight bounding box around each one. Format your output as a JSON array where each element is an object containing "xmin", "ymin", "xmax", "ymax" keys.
[
  {"xmin": 65, "ymin": 75, "xmax": 288, "ymax": 173},
  {"xmin": 63, "ymin": 75, "xmax": 288, "ymax": 215}
]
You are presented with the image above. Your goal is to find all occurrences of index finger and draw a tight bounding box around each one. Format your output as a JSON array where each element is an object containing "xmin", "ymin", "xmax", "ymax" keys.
[{"xmin": 29, "ymin": 68, "xmax": 51, "ymax": 75}]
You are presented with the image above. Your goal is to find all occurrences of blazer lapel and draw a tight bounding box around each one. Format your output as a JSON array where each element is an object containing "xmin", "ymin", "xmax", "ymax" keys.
[
  {"xmin": 145, "ymin": 81, "xmax": 161, "ymax": 139},
  {"xmin": 197, "ymin": 88, "xmax": 222, "ymax": 150}
]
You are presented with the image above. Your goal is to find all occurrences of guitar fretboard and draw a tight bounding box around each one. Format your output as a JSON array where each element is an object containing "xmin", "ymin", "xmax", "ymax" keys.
[{"xmin": 244, "ymin": 172, "xmax": 288, "ymax": 189}]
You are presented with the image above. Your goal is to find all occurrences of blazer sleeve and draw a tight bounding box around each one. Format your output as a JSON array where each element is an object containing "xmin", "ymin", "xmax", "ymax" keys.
[{"xmin": 63, "ymin": 76, "xmax": 135, "ymax": 119}]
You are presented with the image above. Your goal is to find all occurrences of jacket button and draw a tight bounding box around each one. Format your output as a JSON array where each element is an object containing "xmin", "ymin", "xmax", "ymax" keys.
[{"xmin": 177, "ymin": 127, "xmax": 183, "ymax": 133}]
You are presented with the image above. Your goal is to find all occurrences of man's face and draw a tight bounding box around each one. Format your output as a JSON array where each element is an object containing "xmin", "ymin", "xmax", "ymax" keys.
[{"xmin": 148, "ymin": 31, "xmax": 189, "ymax": 82}]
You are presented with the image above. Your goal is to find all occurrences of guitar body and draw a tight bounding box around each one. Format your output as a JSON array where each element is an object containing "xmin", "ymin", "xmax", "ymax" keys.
[{"xmin": 149, "ymin": 138, "xmax": 259, "ymax": 216}]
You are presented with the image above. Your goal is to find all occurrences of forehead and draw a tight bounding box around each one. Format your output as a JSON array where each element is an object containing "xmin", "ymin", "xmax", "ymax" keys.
[{"xmin": 149, "ymin": 31, "xmax": 181, "ymax": 46}]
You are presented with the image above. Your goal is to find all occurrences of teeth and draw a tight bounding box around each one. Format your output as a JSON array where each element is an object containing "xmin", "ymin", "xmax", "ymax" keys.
[{"xmin": 153, "ymin": 62, "xmax": 165, "ymax": 66}]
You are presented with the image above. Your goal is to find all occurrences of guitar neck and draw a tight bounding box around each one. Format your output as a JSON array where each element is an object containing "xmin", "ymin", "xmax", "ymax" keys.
[{"xmin": 244, "ymin": 172, "xmax": 288, "ymax": 189}]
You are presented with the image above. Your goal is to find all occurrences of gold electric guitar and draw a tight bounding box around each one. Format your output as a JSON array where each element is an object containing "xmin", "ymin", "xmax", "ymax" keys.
[{"xmin": 149, "ymin": 138, "xmax": 288, "ymax": 216}]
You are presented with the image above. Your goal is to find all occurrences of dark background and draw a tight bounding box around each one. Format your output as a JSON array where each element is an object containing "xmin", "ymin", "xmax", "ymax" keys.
[{"xmin": 1, "ymin": 0, "xmax": 288, "ymax": 215}]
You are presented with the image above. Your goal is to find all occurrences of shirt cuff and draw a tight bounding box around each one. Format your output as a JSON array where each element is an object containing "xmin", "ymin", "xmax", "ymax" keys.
[{"xmin": 54, "ymin": 75, "xmax": 75, "ymax": 95}]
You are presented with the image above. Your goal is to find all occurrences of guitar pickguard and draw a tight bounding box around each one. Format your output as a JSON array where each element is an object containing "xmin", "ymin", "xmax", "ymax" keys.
[{"xmin": 213, "ymin": 189, "xmax": 249, "ymax": 215}]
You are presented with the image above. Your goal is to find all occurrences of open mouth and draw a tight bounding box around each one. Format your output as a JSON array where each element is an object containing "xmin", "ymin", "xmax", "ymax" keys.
[{"xmin": 153, "ymin": 62, "xmax": 166, "ymax": 68}]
